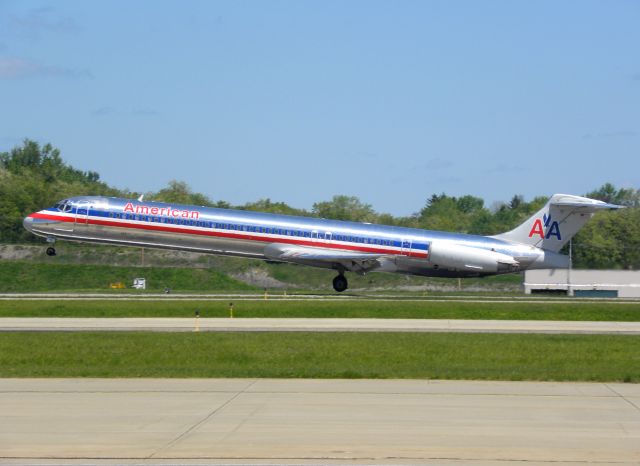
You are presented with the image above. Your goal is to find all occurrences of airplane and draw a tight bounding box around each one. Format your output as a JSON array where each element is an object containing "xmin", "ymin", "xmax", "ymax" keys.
[{"xmin": 23, "ymin": 193, "xmax": 621, "ymax": 292}]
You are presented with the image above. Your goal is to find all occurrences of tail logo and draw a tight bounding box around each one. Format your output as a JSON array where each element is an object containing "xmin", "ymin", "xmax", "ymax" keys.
[{"xmin": 529, "ymin": 214, "xmax": 562, "ymax": 240}]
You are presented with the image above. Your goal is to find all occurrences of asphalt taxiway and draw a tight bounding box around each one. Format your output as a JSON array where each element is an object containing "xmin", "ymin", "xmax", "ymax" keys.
[
  {"xmin": 1, "ymin": 317, "xmax": 640, "ymax": 334},
  {"xmin": 0, "ymin": 378, "xmax": 639, "ymax": 464}
]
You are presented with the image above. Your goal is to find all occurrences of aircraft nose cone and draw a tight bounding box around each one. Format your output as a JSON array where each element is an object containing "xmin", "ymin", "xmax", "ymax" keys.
[{"xmin": 23, "ymin": 215, "xmax": 34, "ymax": 232}]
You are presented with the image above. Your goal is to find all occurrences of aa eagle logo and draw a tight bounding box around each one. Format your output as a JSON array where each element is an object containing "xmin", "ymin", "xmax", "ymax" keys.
[{"xmin": 528, "ymin": 214, "xmax": 561, "ymax": 240}]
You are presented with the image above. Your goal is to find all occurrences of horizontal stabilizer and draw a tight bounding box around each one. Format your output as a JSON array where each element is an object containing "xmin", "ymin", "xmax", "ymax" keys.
[
  {"xmin": 493, "ymin": 194, "xmax": 623, "ymax": 253},
  {"xmin": 549, "ymin": 195, "xmax": 624, "ymax": 211}
]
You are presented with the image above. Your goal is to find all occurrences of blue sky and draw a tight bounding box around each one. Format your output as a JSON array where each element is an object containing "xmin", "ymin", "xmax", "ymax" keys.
[{"xmin": 1, "ymin": 0, "xmax": 638, "ymax": 215}]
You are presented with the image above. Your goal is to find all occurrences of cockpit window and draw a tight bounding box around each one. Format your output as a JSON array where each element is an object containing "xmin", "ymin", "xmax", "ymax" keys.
[{"xmin": 55, "ymin": 200, "xmax": 74, "ymax": 212}]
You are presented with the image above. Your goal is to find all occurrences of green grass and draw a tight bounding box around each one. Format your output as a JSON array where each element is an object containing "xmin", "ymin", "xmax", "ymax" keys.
[
  {"xmin": 0, "ymin": 261, "xmax": 255, "ymax": 292},
  {"xmin": 0, "ymin": 332, "xmax": 638, "ymax": 381},
  {"xmin": 1, "ymin": 299, "xmax": 639, "ymax": 320},
  {"xmin": 0, "ymin": 256, "xmax": 522, "ymax": 292}
]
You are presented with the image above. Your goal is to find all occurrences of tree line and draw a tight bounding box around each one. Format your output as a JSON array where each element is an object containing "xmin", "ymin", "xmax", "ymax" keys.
[{"xmin": 1, "ymin": 140, "xmax": 638, "ymax": 269}]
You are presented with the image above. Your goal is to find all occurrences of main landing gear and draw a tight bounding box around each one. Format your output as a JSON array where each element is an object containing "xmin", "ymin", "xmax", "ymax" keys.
[{"xmin": 332, "ymin": 273, "xmax": 348, "ymax": 293}]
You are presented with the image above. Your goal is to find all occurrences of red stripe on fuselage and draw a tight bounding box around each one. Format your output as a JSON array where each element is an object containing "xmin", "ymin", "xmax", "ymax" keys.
[{"xmin": 28, "ymin": 212, "xmax": 429, "ymax": 258}]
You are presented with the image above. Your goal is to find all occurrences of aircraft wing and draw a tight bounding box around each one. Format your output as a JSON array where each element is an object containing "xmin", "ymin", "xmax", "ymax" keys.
[{"xmin": 264, "ymin": 243, "xmax": 389, "ymax": 274}]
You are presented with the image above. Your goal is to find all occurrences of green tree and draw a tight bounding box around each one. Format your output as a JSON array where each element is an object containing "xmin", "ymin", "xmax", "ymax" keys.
[
  {"xmin": 490, "ymin": 195, "xmax": 547, "ymax": 235},
  {"xmin": 572, "ymin": 206, "xmax": 640, "ymax": 269},
  {"xmin": 150, "ymin": 180, "xmax": 218, "ymax": 206},
  {"xmin": 0, "ymin": 140, "xmax": 121, "ymax": 242},
  {"xmin": 241, "ymin": 199, "xmax": 309, "ymax": 216},
  {"xmin": 312, "ymin": 195, "xmax": 377, "ymax": 222},
  {"xmin": 586, "ymin": 183, "xmax": 640, "ymax": 207},
  {"xmin": 416, "ymin": 194, "xmax": 487, "ymax": 233},
  {"xmin": 457, "ymin": 195, "xmax": 484, "ymax": 214}
]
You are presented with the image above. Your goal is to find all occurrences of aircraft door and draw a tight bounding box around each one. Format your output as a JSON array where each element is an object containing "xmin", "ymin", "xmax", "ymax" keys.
[
  {"xmin": 401, "ymin": 238, "xmax": 412, "ymax": 256},
  {"xmin": 75, "ymin": 201, "xmax": 91, "ymax": 227}
]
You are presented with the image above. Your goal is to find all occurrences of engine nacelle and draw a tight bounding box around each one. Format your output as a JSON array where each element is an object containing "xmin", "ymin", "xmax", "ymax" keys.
[{"xmin": 428, "ymin": 242, "xmax": 519, "ymax": 273}]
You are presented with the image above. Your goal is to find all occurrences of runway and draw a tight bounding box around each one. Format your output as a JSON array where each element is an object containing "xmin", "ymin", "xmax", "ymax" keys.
[
  {"xmin": 0, "ymin": 378, "xmax": 638, "ymax": 464},
  {"xmin": 2, "ymin": 317, "xmax": 640, "ymax": 334}
]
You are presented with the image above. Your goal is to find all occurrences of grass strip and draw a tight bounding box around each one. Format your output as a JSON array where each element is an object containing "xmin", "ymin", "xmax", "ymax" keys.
[
  {"xmin": 0, "ymin": 261, "xmax": 255, "ymax": 292},
  {"xmin": 1, "ymin": 299, "xmax": 640, "ymax": 321},
  {"xmin": 0, "ymin": 259, "xmax": 521, "ymax": 292},
  {"xmin": 0, "ymin": 332, "xmax": 638, "ymax": 382}
]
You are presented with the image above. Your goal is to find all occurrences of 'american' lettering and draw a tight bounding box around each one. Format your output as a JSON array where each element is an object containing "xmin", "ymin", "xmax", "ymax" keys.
[{"xmin": 123, "ymin": 203, "xmax": 199, "ymax": 220}]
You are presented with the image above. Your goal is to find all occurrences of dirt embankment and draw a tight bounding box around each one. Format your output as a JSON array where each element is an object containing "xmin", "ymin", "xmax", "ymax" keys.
[
  {"xmin": 231, "ymin": 268, "xmax": 288, "ymax": 288},
  {"xmin": 0, "ymin": 244, "xmax": 40, "ymax": 261}
]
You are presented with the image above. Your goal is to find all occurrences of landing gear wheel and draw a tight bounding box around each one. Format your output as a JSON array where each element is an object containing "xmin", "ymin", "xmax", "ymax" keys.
[
  {"xmin": 45, "ymin": 247, "xmax": 56, "ymax": 257},
  {"xmin": 332, "ymin": 274, "xmax": 348, "ymax": 292}
]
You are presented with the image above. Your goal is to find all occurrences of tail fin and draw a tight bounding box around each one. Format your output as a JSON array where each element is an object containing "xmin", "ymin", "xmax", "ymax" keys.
[{"xmin": 493, "ymin": 194, "xmax": 623, "ymax": 252}]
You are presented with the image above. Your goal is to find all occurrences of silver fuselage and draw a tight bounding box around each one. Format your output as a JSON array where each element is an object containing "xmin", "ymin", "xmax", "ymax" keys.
[{"xmin": 23, "ymin": 196, "xmax": 568, "ymax": 277}]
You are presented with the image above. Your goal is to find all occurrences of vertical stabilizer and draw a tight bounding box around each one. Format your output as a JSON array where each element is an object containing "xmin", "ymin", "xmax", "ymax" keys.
[{"xmin": 493, "ymin": 194, "xmax": 622, "ymax": 253}]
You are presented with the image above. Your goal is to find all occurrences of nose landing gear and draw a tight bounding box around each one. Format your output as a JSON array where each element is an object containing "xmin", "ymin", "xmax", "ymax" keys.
[
  {"xmin": 44, "ymin": 237, "xmax": 57, "ymax": 257},
  {"xmin": 332, "ymin": 273, "xmax": 348, "ymax": 292}
]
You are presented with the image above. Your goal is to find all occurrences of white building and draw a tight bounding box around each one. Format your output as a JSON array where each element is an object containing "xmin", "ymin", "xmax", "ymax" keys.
[{"xmin": 523, "ymin": 269, "xmax": 640, "ymax": 298}]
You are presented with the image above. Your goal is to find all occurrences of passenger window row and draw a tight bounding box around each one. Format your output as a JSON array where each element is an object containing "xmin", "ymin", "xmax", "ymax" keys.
[{"xmin": 105, "ymin": 211, "xmax": 394, "ymax": 246}]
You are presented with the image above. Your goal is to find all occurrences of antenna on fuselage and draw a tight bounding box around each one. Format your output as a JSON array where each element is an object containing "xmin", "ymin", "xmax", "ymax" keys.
[{"xmin": 138, "ymin": 194, "xmax": 144, "ymax": 202}]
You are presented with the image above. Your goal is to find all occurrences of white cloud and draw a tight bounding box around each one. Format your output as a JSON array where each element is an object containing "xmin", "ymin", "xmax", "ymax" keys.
[
  {"xmin": 8, "ymin": 6, "xmax": 80, "ymax": 40},
  {"xmin": 0, "ymin": 57, "xmax": 92, "ymax": 79},
  {"xmin": 412, "ymin": 157, "xmax": 455, "ymax": 171},
  {"xmin": 92, "ymin": 107, "xmax": 117, "ymax": 116}
]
